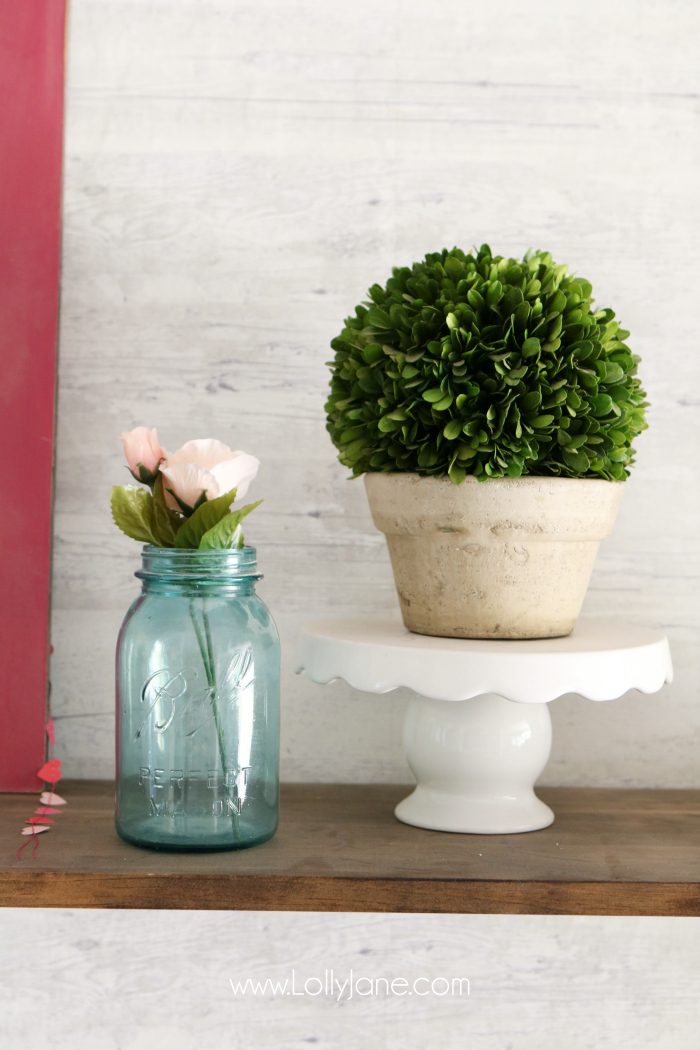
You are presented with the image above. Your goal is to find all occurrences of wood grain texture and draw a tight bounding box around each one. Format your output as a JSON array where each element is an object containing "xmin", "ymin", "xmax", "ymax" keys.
[
  {"xmin": 52, "ymin": 0, "xmax": 700, "ymax": 789},
  {"xmin": 1, "ymin": 909, "xmax": 698, "ymax": 1050},
  {"xmin": 2, "ymin": 782, "xmax": 699, "ymax": 915}
]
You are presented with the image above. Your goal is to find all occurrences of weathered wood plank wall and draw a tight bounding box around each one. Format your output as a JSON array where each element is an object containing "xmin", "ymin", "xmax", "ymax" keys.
[{"xmin": 54, "ymin": 0, "xmax": 700, "ymax": 785}]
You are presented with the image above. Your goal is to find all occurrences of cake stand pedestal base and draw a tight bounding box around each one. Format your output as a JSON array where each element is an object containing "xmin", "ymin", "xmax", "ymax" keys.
[
  {"xmin": 396, "ymin": 693, "xmax": 553, "ymax": 834},
  {"xmin": 296, "ymin": 619, "xmax": 672, "ymax": 835}
]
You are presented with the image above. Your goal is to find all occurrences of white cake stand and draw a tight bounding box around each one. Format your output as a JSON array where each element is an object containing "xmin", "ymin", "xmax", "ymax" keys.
[{"xmin": 296, "ymin": 619, "xmax": 673, "ymax": 835}]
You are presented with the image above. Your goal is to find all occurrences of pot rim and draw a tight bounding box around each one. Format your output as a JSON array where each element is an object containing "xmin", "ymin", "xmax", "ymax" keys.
[{"xmin": 363, "ymin": 471, "xmax": 626, "ymax": 488}]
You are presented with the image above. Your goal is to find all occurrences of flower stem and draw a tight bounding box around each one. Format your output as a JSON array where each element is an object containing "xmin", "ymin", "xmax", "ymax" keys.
[
  {"xmin": 189, "ymin": 599, "xmax": 212, "ymax": 682},
  {"xmin": 189, "ymin": 598, "xmax": 240, "ymax": 840}
]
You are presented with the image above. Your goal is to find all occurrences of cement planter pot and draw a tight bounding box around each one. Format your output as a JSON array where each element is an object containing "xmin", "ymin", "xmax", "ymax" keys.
[{"xmin": 364, "ymin": 473, "xmax": 623, "ymax": 640}]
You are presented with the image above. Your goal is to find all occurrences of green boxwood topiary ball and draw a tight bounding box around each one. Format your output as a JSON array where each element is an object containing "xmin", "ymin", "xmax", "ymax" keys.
[{"xmin": 325, "ymin": 245, "xmax": 648, "ymax": 482}]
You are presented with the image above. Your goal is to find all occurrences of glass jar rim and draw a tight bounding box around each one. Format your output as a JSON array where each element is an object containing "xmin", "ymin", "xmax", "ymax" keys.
[{"xmin": 136, "ymin": 544, "xmax": 261, "ymax": 582}]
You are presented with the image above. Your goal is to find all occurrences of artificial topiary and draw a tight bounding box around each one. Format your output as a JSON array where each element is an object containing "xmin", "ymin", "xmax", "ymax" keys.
[{"xmin": 325, "ymin": 245, "xmax": 647, "ymax": 482}]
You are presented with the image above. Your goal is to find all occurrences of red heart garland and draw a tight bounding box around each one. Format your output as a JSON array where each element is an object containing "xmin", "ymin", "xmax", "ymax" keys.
[
  {"xmin": 17, "ymin": 721, "xmax": 67, "ymax": 859},
  {"xmin": 36, "ymin": 758, "xmax": 62, "ymax": 783}
]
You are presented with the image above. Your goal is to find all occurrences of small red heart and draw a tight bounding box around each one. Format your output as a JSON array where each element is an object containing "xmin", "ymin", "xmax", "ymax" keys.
[
  {"xmin": 35, "ymin": 806, "xmax": 61, "ymax": 815},
  {"xmin": 36, "ymin": 759, "xmax": 62, "ymax": 783},
  {"xmin": 26, "ymin": 816, "xmax": 55, "ymax": 825}
]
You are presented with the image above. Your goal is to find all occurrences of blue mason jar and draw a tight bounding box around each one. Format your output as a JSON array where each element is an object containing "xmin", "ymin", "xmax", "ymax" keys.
[{"xmin": 115, "ymin": 546, "xmax": 280, "ymax": 851}]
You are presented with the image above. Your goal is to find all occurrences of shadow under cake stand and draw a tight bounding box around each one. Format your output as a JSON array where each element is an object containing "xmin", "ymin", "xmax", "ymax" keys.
[{"xmin": 296, "ymin": 619, "xmax": 673, "ymax": 835}]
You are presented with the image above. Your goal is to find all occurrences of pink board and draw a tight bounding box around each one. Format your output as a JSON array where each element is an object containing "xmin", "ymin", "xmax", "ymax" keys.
[{"xmin": 0, "ymin": 2, "xmax": 67, "ymax": 790}]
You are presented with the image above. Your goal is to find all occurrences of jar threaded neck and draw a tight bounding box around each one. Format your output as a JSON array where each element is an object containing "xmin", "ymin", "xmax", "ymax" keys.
[{"xmin": 136, "ymin": 545, "xmax": 261, "ymax": 594}]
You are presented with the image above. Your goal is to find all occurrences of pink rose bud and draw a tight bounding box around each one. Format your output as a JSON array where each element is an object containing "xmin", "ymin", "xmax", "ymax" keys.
[{"xmin": 121, "ymin": 427, "xmax": 165, "ymax": 484}]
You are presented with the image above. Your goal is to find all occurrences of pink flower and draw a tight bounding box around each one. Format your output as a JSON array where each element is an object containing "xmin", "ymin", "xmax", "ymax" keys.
[
  {"xmin": 160, "ymin": 439, "xmax": 259, "ymax": 513},
  {"xmin": 121, "ymin": 427, "xmax": 165, "ymax": 483}
]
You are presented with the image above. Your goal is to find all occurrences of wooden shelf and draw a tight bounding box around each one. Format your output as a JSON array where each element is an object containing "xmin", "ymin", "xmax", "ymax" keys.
[{"xmin": 1, "ymin": 782, "xmax": 699, "ymax": 915}]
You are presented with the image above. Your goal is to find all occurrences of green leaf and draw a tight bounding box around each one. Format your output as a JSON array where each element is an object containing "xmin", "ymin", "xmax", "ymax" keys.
[
  {"xmin": 530, "ymin": 414, "xmax": 555, "ymax": 428},
  {"xmin": 199, "ymin": 501, "xmax": 263, "ymax": 550},
  {"xmin": 520, "ymin": 390, "xmax": 541, "ymax": 411},
  {"xmin": 111, "ymin": 486, "xmax": 160, "ymax": 546},
  {"xmin": 445, "ymin": 312, "xmax": 458, "ymax": 330},
  {"xmin": 467, "ymin": 288, "xmax": 484, "ymax": 311},
  {"xmin": 151, "ymin": 474, "xmax": 182, "ymax": 547},
  {"xmin": 422, "ymin": 388, "xmax": 445, "ymax": 403},
  {"xmin": 342, "ymin": 438, "xmax": 369, "ymax": 465},
  {"xmin": 448, "ymin": 463, "xmax": 466, "ymax": 485},
  {"xmin": 366, "ymin": 305, "xmax": 391, "ymax": 329},
  {"xmin": 174, "ymin": 488, "xmax": 238, "ymax": 549},
  {"xmin": 508, "ymin": 365, "xmax": 528, "ymax": 380},
  {"xmin": 432, "ymin": 392, "xmax": 454, "ymax": 411},
  {"xmin": 601, "ymin": 362, "xmax": 624, "ymax": 385},
  {"xmin": 548, "ymin": 315, "xmax": 564, "ymax": 339},
  {"xmin": 444, "ymin": 256, "xmax": 464, "ymax": 277},
  {"xmin": 548, "ymin": 290, "xmax": 567, "ymax": 315},
  {"xmin": 362, "ymin": 342, "xmax": 384, "ymax": 364},
  {"xmin": 592, "ymin": 393, "xmax": 614, "ymax": 417},
  {"xmin": 417, "ymin": 445, "xmax": 439, "ymax": 468},
  {"xmin": 486, "ymin": 280, "xmax": 503, "ymax": 307},
  {"xmin": 609, "ymin": 447, "xmax": 629, "ymax": 463},
  {"xmin": 443, "ymin": 419, "xmax": 462, "ymax": 440},
  {"xmin": 562, "ymin": 447, "xmax": 590, "ymax": 472},
  {"xmin": 521, "ymin": 337, "xmax": 541, "ymax": 358},
  {"xmin": 512, "ymin": 301, "xmax": 530, "ymax": 329},
  {"xmin": 340, "ymin": 425, "xmax": 364, "ymax": 442}
]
